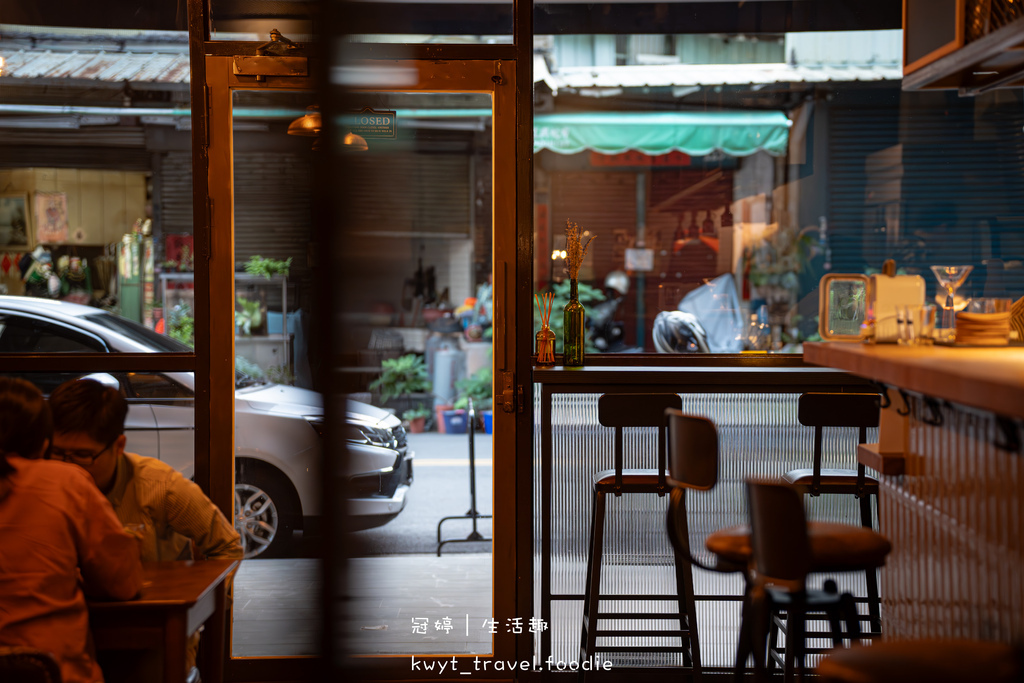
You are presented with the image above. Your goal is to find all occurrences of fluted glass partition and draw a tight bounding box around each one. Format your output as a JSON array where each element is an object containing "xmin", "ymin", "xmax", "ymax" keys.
[{"xmin": 533, "ymin": 387, "xmax": 878, "ymax": 669}]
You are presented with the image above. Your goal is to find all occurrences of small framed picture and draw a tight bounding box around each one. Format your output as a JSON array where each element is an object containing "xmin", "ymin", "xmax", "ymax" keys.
[
  {"xmin": 0, "ymin": 193, "xmax": 33, "ymax": 250},
  {"xmin": 34, "ymin": 191, "xmax": 69, "ymax": 244}
]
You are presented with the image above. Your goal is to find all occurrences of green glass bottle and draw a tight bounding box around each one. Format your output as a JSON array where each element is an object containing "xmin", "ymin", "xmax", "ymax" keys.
[{"xmin": 563, "ymin": 279, "xmax": 586, "ymax": 366}]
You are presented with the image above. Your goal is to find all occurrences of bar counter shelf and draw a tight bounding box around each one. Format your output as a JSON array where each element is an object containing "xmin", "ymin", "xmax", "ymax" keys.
[{"xmin": 804, "ymin": 341, "xmax": 1024, "ymax": 643}]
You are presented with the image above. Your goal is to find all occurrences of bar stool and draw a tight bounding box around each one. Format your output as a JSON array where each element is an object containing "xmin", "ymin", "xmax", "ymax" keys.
[
  {"xmin": 747, "ymin": 480, "xmax": 892, "ymax": 683},
  {"xmin": 579, "ymin": 393, "xmax": 693, "ymax": 679},
  {"xmin": 784, "ymin": 392, "xmax": 882, "ymax": 634},
  {"xmin": 666, "ymin": 412, "xmax": 892, "ymax": 682},
  {"xmin": 664, "ymin": 410, "xmax": 745, "ymax": 683},
  {"xmin": 817, "ymin": 640, "xmax": 1022, "ymax": 683}
]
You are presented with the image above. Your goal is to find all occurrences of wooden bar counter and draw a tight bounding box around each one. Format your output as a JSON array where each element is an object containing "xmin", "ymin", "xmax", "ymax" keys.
[{"xmin": 804, "ymin": 342, "xmax": 1024, "ymax": 643}]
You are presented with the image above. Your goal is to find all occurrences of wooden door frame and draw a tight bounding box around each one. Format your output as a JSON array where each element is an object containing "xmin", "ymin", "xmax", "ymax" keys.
[{"xmin": 201, "ymin": 55, "xmax": 524, "ymax": 679}]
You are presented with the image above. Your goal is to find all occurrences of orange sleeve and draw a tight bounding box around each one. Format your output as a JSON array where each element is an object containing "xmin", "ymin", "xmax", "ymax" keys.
[{"xmin": 72, "ymin": 471, "xmax": 144, "ymax": 601}]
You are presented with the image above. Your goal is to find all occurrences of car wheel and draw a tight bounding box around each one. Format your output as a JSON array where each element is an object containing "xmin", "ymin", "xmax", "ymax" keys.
[{"xmin": 234, "ymin": 467, "xmax": 296, "ymax": 559}]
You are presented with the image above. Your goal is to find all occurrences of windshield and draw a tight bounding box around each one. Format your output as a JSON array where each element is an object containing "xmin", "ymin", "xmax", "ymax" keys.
[{"xmin": 84, "ymin": 313, "xmax": 194, "ymax": 352}]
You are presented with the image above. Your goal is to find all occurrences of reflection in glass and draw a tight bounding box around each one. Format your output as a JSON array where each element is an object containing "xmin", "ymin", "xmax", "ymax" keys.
[
  {"xmin": 334, "ymin": 91, "xmax": 495, "ymax": 657},
  {"xmin": 825, "ymin": 278, "xmax": 867, "ymax": 339}
]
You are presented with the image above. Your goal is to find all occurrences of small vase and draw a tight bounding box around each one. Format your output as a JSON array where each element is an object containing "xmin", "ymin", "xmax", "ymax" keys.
[
  {"xmin": 563, "ymin": 279, "xmax": 586, "ymax": 367},
  {"xmin": 535, "ymin": 324, "xmax": 556, "ymax": 366}
]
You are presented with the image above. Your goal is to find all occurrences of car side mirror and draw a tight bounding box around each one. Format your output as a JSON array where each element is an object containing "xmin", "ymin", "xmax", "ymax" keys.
[{"xmin": 82, "ymin": 372, "xmax": 120, "ymax": 389}]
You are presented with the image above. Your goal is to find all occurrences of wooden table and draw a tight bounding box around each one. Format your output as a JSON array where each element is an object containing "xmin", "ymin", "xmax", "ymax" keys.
[
  {"xmin": 89, "ymin": 560, "xmax": 239, "ymax": 683},
  {"xmin": 803, "ymin": 341, "xmax": 1024, "ymax": 419}
]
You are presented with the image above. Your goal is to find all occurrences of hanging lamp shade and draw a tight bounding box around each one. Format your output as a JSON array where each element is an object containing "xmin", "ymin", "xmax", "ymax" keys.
[
  {"xmin": 342, "ymin": 131, "xmax": 368, "ymax": 151},
  {"xmin": 287, "ymin": 105, "xmax": 322, "ymax": 137}
]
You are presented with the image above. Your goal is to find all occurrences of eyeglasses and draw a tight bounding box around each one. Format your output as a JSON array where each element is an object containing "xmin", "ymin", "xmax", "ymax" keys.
[{"xmin": 51, "ymin": 438, "xmax": 118, "ymax": 466}]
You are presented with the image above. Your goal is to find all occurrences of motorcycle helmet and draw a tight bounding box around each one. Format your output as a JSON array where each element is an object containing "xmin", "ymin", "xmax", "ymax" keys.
[
  {"xmin": 604, "ymin": 270, "xmax": 630, "ymax": 297},
  {"xmin": 652, "ymin": 311, "xmax": 711, "ymax": 353}
]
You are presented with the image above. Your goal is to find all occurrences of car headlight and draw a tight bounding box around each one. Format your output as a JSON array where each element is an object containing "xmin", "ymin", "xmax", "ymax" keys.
[{"xmin": 346, "ymin": 423, "xmax": 392, "ymax": 447}]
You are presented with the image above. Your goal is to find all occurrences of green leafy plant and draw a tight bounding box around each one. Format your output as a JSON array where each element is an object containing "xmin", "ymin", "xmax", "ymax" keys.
[
  {"xmin": 265, "ymin": 365, "xmax": 295, "ymax": 386},
  {"xmin": 168, "ymin": 302, "xmax": 195, "ymax": 348},
  {"xmin": 402, "ymin": 406, "xmax": 431, "ymax": 421},
  {"xmin": 454, "ymin": 366, "xmax": 492, "ymax": 411},
  {"xmin": 533, "ymin": 280, "xmax": 606, "ymax": 353},
  {"xmin": 244, "ymin": 255, "xmax": 292, "ymax": 279},
  {"xmin": 235, "ymin": 355, "xmax": 265, "ymax": 382},
  {"xmin": 235, "ymin": 296, "xmax": 263, "ymax": 336},
  {"xmin": 369, "ymin": 354, "xmax": 431, "ymax": 403}
]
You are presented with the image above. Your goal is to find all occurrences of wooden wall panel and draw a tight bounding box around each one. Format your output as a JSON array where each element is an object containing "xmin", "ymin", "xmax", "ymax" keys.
[{"xmin": 0, "ymin": 167, "xmax": 147, "ymax": 247}]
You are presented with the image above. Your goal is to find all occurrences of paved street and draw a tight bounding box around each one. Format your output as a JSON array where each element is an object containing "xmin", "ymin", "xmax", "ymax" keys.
[{"xmin": 348, "ymin": 432, "xmax": 494, "ymax": 556}]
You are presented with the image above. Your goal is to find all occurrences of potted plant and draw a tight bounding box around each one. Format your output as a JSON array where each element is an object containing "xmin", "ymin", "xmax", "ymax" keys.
[
  {"xmin": 244, "ymin": 255, "xmax": 292, "ymax": 279},
  {"xmin": 235, "ymin": 294, "xmax": 267, "ymax": 336},
  {"xmin": 369, "ymin": 353, "xmax": 433, "ymax": 417},
  {"xmin": 168, "ymin": 302, "xmax": 195, "ymax": 347},
  {"xmin": 402, "ymin": 406, "xmax": 430, "ymax": 434},
  {"xmin": 453, "ymin": 366, "xmax": 493, "ymax": 431}
]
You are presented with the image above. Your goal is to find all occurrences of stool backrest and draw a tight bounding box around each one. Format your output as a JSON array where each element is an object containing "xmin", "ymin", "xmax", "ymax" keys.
[
  {"xmin": 747, "ymin": 480, "xmax": 811, "ymax": 588},
  {"xmin": 598, "ymin": 393, "xmax": 683, "ymax": 492},
  {"xmin": 797, "ymin": 392, "xmax": 880, "ymax": 429},
  {"xmin": 666, "ymin": 409, "xmax": 718, "ymax": 491},
  {"xmin": 798, "ymin": 392, "xmax": 880, "ymax": 495},
  {"xmin": 665, "ymin": 410, "xmax": 724, "ymax": 572}
]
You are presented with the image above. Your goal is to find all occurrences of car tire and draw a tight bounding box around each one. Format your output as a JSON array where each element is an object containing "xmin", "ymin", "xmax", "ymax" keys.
[{"xmin": 234, "ymin": 463, "xmax": 298, "ymax": 559}]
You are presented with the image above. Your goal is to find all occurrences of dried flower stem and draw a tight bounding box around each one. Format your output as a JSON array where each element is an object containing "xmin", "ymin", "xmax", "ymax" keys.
[{"xmin": 564, "ymin": 220, "xmax": 595, "ymax": 280}]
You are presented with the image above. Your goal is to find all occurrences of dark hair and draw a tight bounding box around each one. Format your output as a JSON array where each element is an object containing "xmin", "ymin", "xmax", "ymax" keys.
[
  {"xmin": 50, "ymin": 378, "xmax": 127, "ymax": 445},
  {"xmin": 0, "ymin": 377, "xmax": 54, "ymax": 476}
]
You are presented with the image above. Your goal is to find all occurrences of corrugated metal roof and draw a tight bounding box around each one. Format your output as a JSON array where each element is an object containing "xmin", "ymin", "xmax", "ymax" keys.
[
  {"xmin": 0, "ymin": 49, "xmax": 190, "ymax": 84},
  {"xmin": 0, "ymin": 48, "xmax": 898, "ymax": 90},
  {"xmin": 549, "ymin": 62, "xmax": 901, "ymax": 91}
]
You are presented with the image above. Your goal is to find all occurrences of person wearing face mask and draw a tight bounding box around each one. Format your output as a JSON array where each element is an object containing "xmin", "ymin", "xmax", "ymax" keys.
[
  {"xmin": 0, "ymin": 377, "xmax": 142, "ymax": 683},
  {"xmin": 48, "ymin": 377, "xmax": 241, "ymax": 683}
]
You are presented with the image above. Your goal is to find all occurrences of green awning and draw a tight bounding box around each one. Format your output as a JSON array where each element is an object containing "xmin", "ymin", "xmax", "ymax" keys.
[{"xmin": 534, "ymin": 111, "xmax": 791, "ymax": 157}]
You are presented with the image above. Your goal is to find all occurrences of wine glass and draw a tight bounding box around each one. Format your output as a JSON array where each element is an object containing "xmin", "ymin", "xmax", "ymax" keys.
[{"xmin": 930, "ymin": 265, "xmax": 973, "ymax": 332}]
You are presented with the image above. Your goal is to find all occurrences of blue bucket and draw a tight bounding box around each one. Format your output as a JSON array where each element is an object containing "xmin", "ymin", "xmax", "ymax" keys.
[{"xmin": 442, "ymin": 409, "xmax": 468, "ymax": 435}]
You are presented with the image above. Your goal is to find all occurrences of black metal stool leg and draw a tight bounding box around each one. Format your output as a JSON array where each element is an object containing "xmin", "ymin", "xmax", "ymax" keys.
[
  {"xmin": 840, "ymin": 591, "xmax": 862, "ymax": 645},
  {"xmin": 734, "ymin": 582, "xmax": 754, "ymax": 683},
  {"xmin": 765, "ymin": 608, "xmax": 781, "ymax": 677},
  {"xmin": 784, "ymin": 601, "xmax": 804, "ymax": 683},
  {"xmin": 672, "ymin": 550, "xmax": 692, "ymax": 668},
  {"xmin": 859, "ymin": 493, "xmax": 882, "ymax": 635},
  {"xmin": 579, "ymin": 491, "xmax": 607, "ymax": 683}
]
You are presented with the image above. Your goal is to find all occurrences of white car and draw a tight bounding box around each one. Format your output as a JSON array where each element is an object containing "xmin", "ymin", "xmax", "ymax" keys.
[{"xmin": 0, "ymin": 296, "xmax": 412, "ymax": 558}]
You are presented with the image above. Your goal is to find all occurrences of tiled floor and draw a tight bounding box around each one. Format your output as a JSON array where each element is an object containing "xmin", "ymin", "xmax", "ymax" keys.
[
  {"xmin": 231, "ymin": 553, "xmax": 493, "ymax": 657},
  {"xmin": 232, "ymin": 553, "xmax": 868, "ymax": 667}
]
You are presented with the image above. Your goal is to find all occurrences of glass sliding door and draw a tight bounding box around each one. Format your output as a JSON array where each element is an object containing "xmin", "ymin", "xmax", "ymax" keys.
[{"xmin": 202, "ymin": 54, "xmax": 521, "ymax": 678}]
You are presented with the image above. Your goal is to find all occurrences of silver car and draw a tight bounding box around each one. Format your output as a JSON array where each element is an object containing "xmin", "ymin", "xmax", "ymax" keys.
[{"xmin": 0, "ymin": 296, "xmax": 412, "ymax": 558}]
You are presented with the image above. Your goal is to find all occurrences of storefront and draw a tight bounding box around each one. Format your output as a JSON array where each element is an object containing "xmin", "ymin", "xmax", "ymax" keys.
[{"xmin": 3, "ymin": 0, "xmax": 1024, "ymax": 680}]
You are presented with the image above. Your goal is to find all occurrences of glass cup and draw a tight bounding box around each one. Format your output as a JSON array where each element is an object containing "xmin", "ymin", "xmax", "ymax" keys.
[
  {"xmin": 898, "ymin": 305, "xmax": 937, "ymax": 346},
  {"xmin": 966, "ymin": 297, "xmax": 1012, "ymax": 314},
  {"xmin": 913, "ymin": 304, "xmax": 936, "ymax": 345},
  {"xmin": 896, "ymin": 307, "xmax": 912, "ymax": 346}
]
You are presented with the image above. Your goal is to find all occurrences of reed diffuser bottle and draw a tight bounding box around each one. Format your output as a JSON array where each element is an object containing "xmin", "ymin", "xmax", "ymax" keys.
[{"xmin": 535, "ymin": 291, "xmax": 556, "ymax": 366}]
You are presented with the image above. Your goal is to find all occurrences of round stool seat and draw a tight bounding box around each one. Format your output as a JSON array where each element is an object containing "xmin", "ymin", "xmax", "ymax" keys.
[
  {"xmin": 783, "ymin": 468, "xmax": 879, "ymax": 489},
  {"xmin": 817, "ymin": 640, "xmax": 1020, "ymax": 683},
  {"xmin": 705, "ymin": 522, "xmax": 891, "ymax": 571}
]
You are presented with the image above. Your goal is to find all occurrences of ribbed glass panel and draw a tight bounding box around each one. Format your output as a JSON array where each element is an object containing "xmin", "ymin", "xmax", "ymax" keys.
[
  {"xmin": 884, "ymin": 395, "xmax": 1024, "ymax": 642},
  {"xmin": 534, "ymin": 390, "xmax": 879, "ymax": 669}
]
